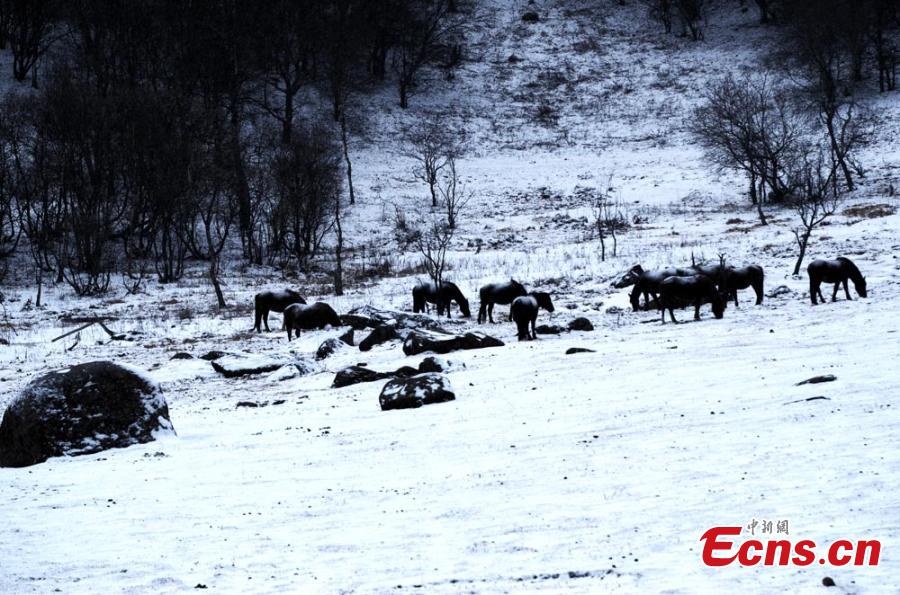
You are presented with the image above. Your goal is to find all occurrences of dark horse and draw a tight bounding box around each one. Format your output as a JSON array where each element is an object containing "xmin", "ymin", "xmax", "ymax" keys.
[
  {"xmin": 478, "ymin": 279, "xmax": 527, "ymax": 323},
  {"xmin": 412, "ymin": 281, "xmax": 471, "ymax": 318},
  {"xmin": 658, "ymin": 275, "xmax": 725, "ymax": 324},
  {"xmin": 510, "ymin": 292, "xmax": 555, "ymax": 340},
  {"xmin": 629, "ymin": 267, "xmax": 695, "ymax": 311},
  {"xmin": 284, "ymin": 302, "xmax": 342, "ymax": 341},
  {"xmin": 254, "ymin": 289, "xmax": 306, "ymax": 332},
  {"xmin": 720, "ymin": 265, "xmax": 764, "ymax": 307},
  {"xmin": 808, "ymin": 257, "xmax": 867, "ymax": 305}
]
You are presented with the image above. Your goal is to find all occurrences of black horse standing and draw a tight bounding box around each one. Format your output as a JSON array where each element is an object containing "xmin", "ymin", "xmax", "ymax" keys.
[
  {"xmin": 412, "ymin": 281, "xmax": 471, "ymax": 318},
  {"xmin": 808, "ymin": 257, "xmax": 867, "ymax": 305},
  {"xmin": 629, "ymin": 267, "xmax": 694, "ymax": 311},
  {"xmin": 720, "ymin": 265, "xmax": 764, "ymax": 307},
  {"xmin": 478, "ymin": 279, "xmax": 527, "ymax": 323},
  {"xmin": 254, "ymin": 289, "xmax": 306, "ymax": 332},
  {"xmin": 510, "ymin": 292, "xmax": 555, "ymax": 340},
  {"xmin": 658, "ymin": 275, "xmax": 725, "ymax": 323},
  {"xmin": 284, "ymin": 302, "xmax": 342, "ymax": 341}
]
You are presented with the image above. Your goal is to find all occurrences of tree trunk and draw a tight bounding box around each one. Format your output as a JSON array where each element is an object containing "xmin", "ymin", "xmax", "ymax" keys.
[
  {"xmin": 35, "ymin": 267, "xmax": 42, "ymax": 308},
  {"xmin": 334, "ymin": 198, "xmax": 344, "ymax": 296},
  {"xmin": 229, "ymin": 106, "xmax": 253, "ymax": 258},
  {"xmin": 824, "ymin": 110, "xmax": 854, "ymax": 191},
  {"xmin": 210, "ymin": 259, "xmax": 226, "ymax": 309},
  {"xmin": 282, "ymin": 89, "xmax": 294, "ymax": 145},
  {"xmin": 340, "ymin": 114, "xmax": 355, "ymax": 205},
  {"xmin": 793, "ymin": 227, "xmax": 811, "ymax": 275}
]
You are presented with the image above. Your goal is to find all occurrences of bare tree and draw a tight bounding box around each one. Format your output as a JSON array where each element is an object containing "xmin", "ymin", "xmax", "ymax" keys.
[
  {"xmin": 392, "ymin": 0, "xmax": 458, "ymax": 108},
  {"xmin": 406, "ymin": 118, "xmax": 453, "ymax": 207},
  {"xmin": 437, "ymin": 156, "xmax": 470, "ymax": 229},
  {"xmin": 5, "ymin": 0, "xmax": 58, "ymax": 84},
  {"xmin": 593, "ymin": 185, "xmax": 626, "ymax": 261},
  {"xmin": 791, "ymin": 153, "xmax": 841, "ymax": 275},
  {"xmin": 693, "ymin": 74, "xmax": 808, "ymax": 224},
  {"xmin": 416, "ymin": 219, "xmax": 454, "ymax": 286}
]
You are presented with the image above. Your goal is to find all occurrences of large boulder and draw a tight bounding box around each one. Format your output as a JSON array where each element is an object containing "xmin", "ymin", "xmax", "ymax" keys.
[
  {"xmin": 402, "ymin": 329, "xmax": 504, "ymax": 356},
  {"xmin": 333, "ymin": 365, "xmax": 393, "ymax": 388},
  {"xmin": 211, "ymin": 353, "xmax": 288, "ymax": 378},
  {"xmin": 379, "ymin": 373, "xmax": 456, "ymax": 411},
  {"xmin": 535, "ymin": 324, "xmax": 565, "ymax": 335},
  {"xmin": 568, "ymin": 317, "xmax": 594, "ymax": 331},
  {"xmin": 332, "ymin": 364, "xmax": 419, "ymax": 389},
  {"xmin": 358, "ymin": 324, "xmax": 399, "ymax": 352},
  {"xmin": 316, "ymin": 337, "xmax": 348, "ymax": 360},
  {"xmin": 0, "ymin": 361, "xmax": 175, "ymax": 468},
  {"xmin": 343, "ymin": 305, "xmax": 446, "ymax": 332}
]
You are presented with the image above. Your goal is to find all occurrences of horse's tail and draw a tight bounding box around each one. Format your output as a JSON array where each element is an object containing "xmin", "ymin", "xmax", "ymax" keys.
[
  {"xmin": 253, "ymin": 294, "xmax": 262, "ymax": 331},
  {"xmin": 752, "ymin": 265, "xmax": 764, "ymax": 304},
  {"xmin": 412, "ymin": 286, "xmax": 423, "ymax": 313}
]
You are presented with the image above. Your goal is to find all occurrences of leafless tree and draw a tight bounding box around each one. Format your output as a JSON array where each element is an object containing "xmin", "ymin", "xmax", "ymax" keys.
[
  {"xmin": 437, "ymin": 156, "xmax": 470, "ymax": 229},
  {"xmin": 415, "ymin": 218, "xmax": 454, "ymax": 286},
  {"xmin": 406, "ymin": 118, "xmax": 456, "ymax": 207},
  {"xmin": 791, "ymin": 153, "xmax": 842, "ymax": 275},
  {"xmin": 693, "ymin": 74, "xmax": 808, "ymax": 224},
  {"xmin": 593, "ymin": 186, "xmax": 626, "ymax": 261}
]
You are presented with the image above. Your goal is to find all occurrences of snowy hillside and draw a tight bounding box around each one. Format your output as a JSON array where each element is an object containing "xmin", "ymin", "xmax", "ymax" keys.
[{"xmin": 2, "ymin": 0, "xmax": 900, "ymax": 593}]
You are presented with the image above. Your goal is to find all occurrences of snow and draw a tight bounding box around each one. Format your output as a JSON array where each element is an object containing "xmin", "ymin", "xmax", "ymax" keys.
[{"xmin": 2, "ymin": 0, "xmax": 900, "ymax": 592}]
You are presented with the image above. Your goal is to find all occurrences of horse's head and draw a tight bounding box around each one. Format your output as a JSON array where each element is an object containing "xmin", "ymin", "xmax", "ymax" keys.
[
  {"xmin": 533, "ymin": 292, "xmax": 554, "ymax": 312},
  {"xmin": 287, "ymin": 289, "xmax": 306, "ymax": 303},
  {"xmin": 612, "ymin": 264, "xmax": 644, "ymax": 288},
  {"xmin": 629, "ymin": 283, "xmax": 642, "ymax": 311},
  {"xmin": 458, "ymin": 297, "xmax": 471, "ymax": 317},
  {"xmin": 711, "ymin": 292, "xmax": 726, "ymax": 319},
  {"xmin": 855, "ymin": 277, "xmax": 868, "ymax": 298}
]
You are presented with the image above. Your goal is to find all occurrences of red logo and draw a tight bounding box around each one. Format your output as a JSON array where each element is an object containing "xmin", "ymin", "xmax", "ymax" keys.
[{"xmin": 700, "ymin": 526, "xmax": 881, "ymax": 567}]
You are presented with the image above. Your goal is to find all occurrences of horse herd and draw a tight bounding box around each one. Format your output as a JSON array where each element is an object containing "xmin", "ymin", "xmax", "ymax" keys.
[{"xmin": 252, "ymin": 256, "xmax": 868, "ymax": 341}]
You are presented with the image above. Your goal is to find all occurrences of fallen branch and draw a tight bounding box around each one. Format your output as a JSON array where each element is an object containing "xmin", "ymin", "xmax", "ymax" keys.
[{"xmin": 51, "ymin": 318, "xmax": 121, "ymax": 343}]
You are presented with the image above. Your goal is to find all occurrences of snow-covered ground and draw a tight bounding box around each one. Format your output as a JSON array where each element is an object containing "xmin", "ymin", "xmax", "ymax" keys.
[{"xmin": 2, "ymin": 0, "xmax": 900, "ymax": 592}]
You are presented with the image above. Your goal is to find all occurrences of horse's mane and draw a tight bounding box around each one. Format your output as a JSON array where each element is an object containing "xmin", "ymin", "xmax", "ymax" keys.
[{"xmin": 836, "ymin": 257, "xmax": 863, "ymax": 280}]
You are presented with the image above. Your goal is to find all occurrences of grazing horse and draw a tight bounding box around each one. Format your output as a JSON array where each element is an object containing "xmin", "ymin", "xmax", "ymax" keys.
[
  {"xmin": 510, "ymin": 292, "xmax": 555, "ymax": 341},
  {"xmin": 478, "ymin": 278, "xmax": 527, "ymax": 323},
  {"xmin": 658, "ymin": 275, "xmax": 725, "ymax": 324},
  {"xmin": 720, "ymin": 265, "xmax": 764, "ymax": 307},
  {"xmin": 629, "ymin": 267, "xmax": 695, "ymax": 311},
  {"xmin": 808, "ymin": 257, "xmax": 867, "ymax": 305},
  {"xmin": 412, "ymin": 281, "xmax": 471, "ymax": 318},
  {"xmin": 284, "ymin": 302, "xmax": 342, "ymax": 341},
  {"xmin": 254, "ymin": 289, "xmax": 306, "ymax": 332}
]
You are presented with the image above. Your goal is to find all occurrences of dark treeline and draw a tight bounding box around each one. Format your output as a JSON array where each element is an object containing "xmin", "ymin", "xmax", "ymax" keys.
[
  {"xmin": 0, "ymin": 0, "xmax": 470, "ymax": 303},
  {"xmin": 641, "ymin": 0, "xmax": 900, "ymax": 89}
]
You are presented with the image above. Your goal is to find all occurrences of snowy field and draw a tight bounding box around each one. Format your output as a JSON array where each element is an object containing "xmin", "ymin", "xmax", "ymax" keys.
[{"xmin": 2, "ymin": 1, "xmax": 900, "ymax": 593}]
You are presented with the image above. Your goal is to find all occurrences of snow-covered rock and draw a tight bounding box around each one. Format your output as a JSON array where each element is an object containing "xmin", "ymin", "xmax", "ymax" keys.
[
  {"xmin": 402, "ymin": 329, "xmax": 504, "ymax": 356},
  {"xmin": 0, "ymin": 361, "xmax": 175, "ymax": 468},
  {"xmin": 210, "ymin": 353, "xmax": 288, "ymax": 378},
  {"xmin": 378, "ymin": 373, "xmax": 456, "ymax": 411}
]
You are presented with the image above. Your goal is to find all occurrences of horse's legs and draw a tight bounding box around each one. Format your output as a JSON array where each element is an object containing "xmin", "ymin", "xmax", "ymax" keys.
[
  {"xmin": 733, "ymin": 290, "xmax": 739, "ymax": 308},
  {"xmin": 488, "ymin": 303, "xmax": 495, "ymax": 323},
  {"xmin": 531, "ymin": 315, "xmax": 537, "ymax": 340},
  {"xmin": 508, "ymin": 305, "xmax": 514, "ymax": 322},
  {"xmin": 832, "ymin": 283, "xmax": 840, "ymax": 302},
  {"xmin": 694, "ymin": 302, "xmax": 701, "ymax": 321},
  {"xmin": 286, "ymin": 323, "xmax": 292, "ymax": 342},
  {"xmin": 254, "ymin": 307, "xmax": 262, "ymax": 332},
  {"xmin": 843, "ymin": 279, "xmax": 852, "ymax": 300},
  {"xmin": 263, "ymin": 309, "xmax": 271, "ymax": 332},
  {"xmin": 810, "ymin": 279, "xmax": 818, "ymax": 305},
  {"xmin": 669, "ymin": 307, "xmax": 677, "ymax": 323},
  {"xmin": 478, "ymin": 302, "xmax": 485, "ymax": 324},
  {"xmin": 660, "ymin": 301, "xmax": 666, "ymax": 324}
]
